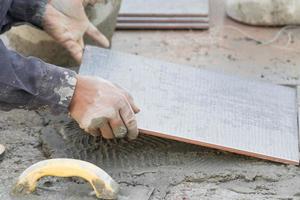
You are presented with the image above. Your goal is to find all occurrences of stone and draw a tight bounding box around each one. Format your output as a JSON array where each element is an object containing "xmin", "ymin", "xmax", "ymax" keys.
[{"xmin": 226, "ymin": 0, "xmax": 300, "ymax": 26}]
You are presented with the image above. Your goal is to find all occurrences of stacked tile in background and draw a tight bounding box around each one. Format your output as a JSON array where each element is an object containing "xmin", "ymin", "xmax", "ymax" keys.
[{"xmin": 117, "ymin": 0, "xmax": 210, "ymax": 30}]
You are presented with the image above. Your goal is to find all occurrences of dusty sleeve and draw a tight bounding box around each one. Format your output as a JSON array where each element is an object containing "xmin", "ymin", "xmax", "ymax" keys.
[
  {"xmin": 0, "ymin": 0, "xmax": 47, "ymax": 33},
  {"xmin": 0, "ymin": 40, "xmax": 77, "ymax": 114}
]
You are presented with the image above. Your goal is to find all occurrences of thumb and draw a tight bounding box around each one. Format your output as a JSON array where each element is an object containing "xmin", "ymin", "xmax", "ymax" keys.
[{"xmin": 85, "ymin": 22, "xmax": 110, "ymax": 48}]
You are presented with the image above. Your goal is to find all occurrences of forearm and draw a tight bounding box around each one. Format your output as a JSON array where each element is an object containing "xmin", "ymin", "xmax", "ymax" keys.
[
  {"xmin": 0, "ymin": 40, "xmax": 77, "ymax": 114},
  {"xmin": 0, "ymin": 0, "xmax": 47, "ymax": 33}
]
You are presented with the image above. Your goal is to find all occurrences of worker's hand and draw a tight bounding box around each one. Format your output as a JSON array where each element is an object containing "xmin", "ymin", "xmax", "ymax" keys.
[
  {"xmin": 43, "ymin": 0, "xmax": 109, "ymax": 63},
  {"xmin": 69, "ymin": 75, "xmax": 140, "ymax": 140}
]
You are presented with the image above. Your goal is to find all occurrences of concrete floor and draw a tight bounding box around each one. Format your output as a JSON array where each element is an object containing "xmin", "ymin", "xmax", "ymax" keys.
[
  {"xmin": 112, "ymin": 1, "xmax": 300, "ymax": 86},
  {"xmin": 1, "ymin": 0, "xmax": 300, "ymax": 200}
]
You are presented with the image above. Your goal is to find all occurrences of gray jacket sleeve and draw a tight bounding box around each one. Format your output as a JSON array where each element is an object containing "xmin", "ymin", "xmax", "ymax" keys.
[{"xmin": 0, "ymin": 0, "xmax": 77, "ymax": 114}]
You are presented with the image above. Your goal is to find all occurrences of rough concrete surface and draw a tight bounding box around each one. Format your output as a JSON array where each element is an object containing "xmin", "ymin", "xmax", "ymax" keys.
[{"xmin": 1, "ymin": 0, "xmax": 300, "ymax": 199}]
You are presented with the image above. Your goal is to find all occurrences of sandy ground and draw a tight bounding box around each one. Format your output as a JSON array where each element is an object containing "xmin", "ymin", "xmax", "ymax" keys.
[{"xmin": 1, "ymin": 0, "xmax": 300, "ymax": 200}]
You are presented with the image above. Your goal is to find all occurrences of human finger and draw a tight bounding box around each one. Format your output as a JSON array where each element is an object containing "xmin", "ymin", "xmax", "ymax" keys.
[
  {"xmin": 114, "ymin": 84, "xmax": 140, "ymax": 114},
  {"xmin": 62, "ymin": 39, "xmax": 83, "ymax": 63},
  {"xmin": 79, "ymin": 38, "xmax": 85, "ymax": 49},
  {"xmin": 99, "ymin": 123, "xmax": 114, "ymax": 139},
  {"xmin": 124, "ymin": 92, "xmax": 140, "ymax": 114},
  {"xmin": 119, "ymin": 103, "xmax": 138, "ymax": 140},
  {"xmin": 85, "ymin": 23, "xmax": 110, "ymax": 48}
]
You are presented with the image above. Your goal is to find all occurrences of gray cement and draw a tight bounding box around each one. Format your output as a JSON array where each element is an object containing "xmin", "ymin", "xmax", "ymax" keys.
[
  {"xmin": 1, "ymin": 0, "xmax": 300, "ymax": 199},
  {"xmin": 1, "ymin": 110, "xmax": 300, "ymax": 199}
]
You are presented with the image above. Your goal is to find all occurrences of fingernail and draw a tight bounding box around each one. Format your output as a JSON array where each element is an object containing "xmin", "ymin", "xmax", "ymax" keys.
[{"xmin": 104, "ymin": 38, "xmax": 110, "ymax": 48}]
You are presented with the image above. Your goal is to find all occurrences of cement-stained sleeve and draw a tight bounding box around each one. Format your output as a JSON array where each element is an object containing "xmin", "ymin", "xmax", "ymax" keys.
[
  {"xmin": 0, "ymin": 0, "xmax": 78, "ymax": 114},
  {"xmin": 0, "ymin": 40, "xmax": 77, "ymax": 114},
  {"xmin": 0, "ymin": 0, "xmax": 47, "ymax": 33}
]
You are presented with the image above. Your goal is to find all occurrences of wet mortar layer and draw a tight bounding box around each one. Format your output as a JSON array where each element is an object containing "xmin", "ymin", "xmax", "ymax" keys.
[
  {"xmin": 40, "ymin": 116, "xmax": 300, "ymax": 200},
  {"xmin": 1, "ymin": 110, "xmax": 300, "ymax": 200}
]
